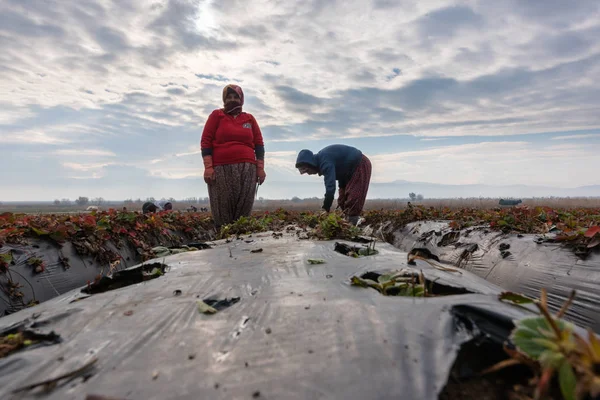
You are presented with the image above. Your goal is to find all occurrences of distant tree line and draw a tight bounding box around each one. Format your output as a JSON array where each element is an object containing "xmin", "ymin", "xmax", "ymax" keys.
[{"xmin": 409, "ymin": 192, "xmax": 424, "ymax": 201}]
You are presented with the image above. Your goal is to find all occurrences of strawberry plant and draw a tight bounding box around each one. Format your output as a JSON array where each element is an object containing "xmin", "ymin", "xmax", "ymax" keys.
[{"xmin": 483, "ymin": 289, "xmax": 600, "ymax": 400}]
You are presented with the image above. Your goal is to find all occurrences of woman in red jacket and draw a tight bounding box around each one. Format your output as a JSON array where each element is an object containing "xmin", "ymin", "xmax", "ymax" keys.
[{"xmin": 200, "ymin": 84, "xmax": 266, "ymax": 229}]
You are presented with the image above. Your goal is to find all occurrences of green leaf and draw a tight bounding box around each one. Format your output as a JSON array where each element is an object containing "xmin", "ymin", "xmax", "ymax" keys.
[
  {"xmin": 31, "ymin": 227, "xmax": 49, "ymax": 236},
  {"xmin": 152, "ymin": 246, "xmax": 171, "ymax": 258},
  {"xmin": 511, "ymin": 317, "xmax": 574, "ymax": 359},
  {"xmin": 512, "ymin": 317, "xmax": 555, "ymax": 358},
  {"xmin": 412, "ymin": 285, "xmax": 425, "ymax": 297},
  {"xmin": 197, "ymin": 300, "xmax": 217, "ymax": 314},
  {"xmin": 538, "ymin": 349, "xmax": 564, "ymax": 369},
  {"xmin": 499, "ymin": 291, "xmax": 535, "ymax": 304},
  {"xmin": 307, "ymin": 259, "xmax": 326, "ymax": 264},
  {"xmin": 350, "ymin": 276, "xmax": 382, "ymax": 292},
  {"xmin": 358, "ymin": 248, "xmax": 379, "ymax": 256},
  {"xmin": 350, "ymin": 276, "xmax": 369, "ymax": 287},
  {"xmin": 377, "ymin": 274, "xmax": 392, "ymax": 284},
  {"xmin": 531, "ymin": 337, "xmax": 560, "ymax": 352},
  {"xmin": 558, "ymin": 362, "xmax": 577, "ymax": 400},
  {"xmin": 394, "ymin": 284, "xmax": 425, "ymax": 297},
  {"xmin": 0, "ymin": 251, "xmax": 13, "ymax": 263}
]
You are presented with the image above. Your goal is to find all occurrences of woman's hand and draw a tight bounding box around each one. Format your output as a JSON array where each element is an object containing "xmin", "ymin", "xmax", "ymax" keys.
[
  {"xmin": 204, "ymin": 167, "xmax": 215, "ymax": 184},
  {"xmin": 256, "ymin": 159, "xmax": 266, "ymax": 184},
  {"xmin": 203, "ymin": 155, "xmax": 216, "ymax": 185}
]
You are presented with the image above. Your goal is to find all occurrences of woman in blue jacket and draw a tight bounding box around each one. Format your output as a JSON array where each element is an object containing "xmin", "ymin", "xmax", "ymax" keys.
[{"xmin": 295, "ymin": 144, "xmax": 372, "ymax": 225}]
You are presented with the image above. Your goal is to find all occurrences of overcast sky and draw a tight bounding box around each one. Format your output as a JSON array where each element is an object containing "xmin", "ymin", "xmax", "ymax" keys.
[{"xmin": 1, "ymin": 0, "xmax": 600, "ymax": 201}]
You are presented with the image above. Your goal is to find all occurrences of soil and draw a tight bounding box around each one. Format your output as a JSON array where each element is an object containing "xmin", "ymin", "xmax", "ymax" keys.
[
  {"xmin": 438, "ymin": 334, "xmax": 561, "ymax": 400},
  {"xmin": 439, "ymin": 372, "xmax": 535, "ymax": 400}
]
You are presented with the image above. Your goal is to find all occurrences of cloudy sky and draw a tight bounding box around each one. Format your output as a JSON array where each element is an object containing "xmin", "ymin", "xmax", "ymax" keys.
[{"xmin": 1, "ymin": 0, "xmax": 600, "ymax": 201}]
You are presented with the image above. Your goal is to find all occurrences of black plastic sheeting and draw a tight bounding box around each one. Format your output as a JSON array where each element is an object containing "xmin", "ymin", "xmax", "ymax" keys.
[
  {"xmin": 0, "ymin": 232, "xmax": 549, "ymax": 399},
  {"xmin": 367, "ymin": 220, "xmax": 600, "ymax": 333},
  {"xmin": 0, "ymin": 239, "xmax": 209, "ymax": 317},
  {"xmin": 0, "ymin": 239, "xmax": 137, "ymax": 316}
]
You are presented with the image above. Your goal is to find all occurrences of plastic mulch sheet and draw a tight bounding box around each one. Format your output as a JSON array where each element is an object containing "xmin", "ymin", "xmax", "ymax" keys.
[
  {"xmin": 0, "ymin": 239, "xmax": 137, "ymax": 316},
  {"xmin": 375, "ymin": 220, "xmax": 600, "ymax": 333},
  {"xmin": 0, "ymin": 232, "xmax": 551, "ymax": 400}
]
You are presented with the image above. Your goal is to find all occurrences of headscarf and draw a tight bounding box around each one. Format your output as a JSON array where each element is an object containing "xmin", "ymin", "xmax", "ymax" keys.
[{"xmin": 222, "ymin": 84, "xmax": 244, "ymax": 115}]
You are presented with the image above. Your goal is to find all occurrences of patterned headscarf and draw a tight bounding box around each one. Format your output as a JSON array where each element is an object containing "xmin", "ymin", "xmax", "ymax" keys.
[{"xmin": 222, "ymin": 84, "xmax": 244, "ymax": 106}]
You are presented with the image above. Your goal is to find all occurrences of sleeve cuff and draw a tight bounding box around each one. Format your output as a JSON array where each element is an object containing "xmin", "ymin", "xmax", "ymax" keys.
[{"xmin": 254, "ymin": 144, "xmax": 265, "ymax": 160}]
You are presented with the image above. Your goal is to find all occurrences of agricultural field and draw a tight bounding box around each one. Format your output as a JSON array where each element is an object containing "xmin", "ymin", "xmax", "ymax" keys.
[
  {"xmin": 1, "ymin": 202, "xmax": 600, "ymax": 399},
  {"xmin": 2, "ymin": 197, "xmax": 600, "ymax": 215},
  {"xmin": 2, "ymin": 202, "xmax": 600, "ymax": 267}
]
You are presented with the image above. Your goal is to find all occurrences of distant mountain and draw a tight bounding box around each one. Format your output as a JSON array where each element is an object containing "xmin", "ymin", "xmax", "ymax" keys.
[
  {"xmin": 264, "ymin": 180, "xmax": 600, "ymax": 199},
  {"xmin": 2, "ymin": 177, "xmax": 598, "ymax": 202}
]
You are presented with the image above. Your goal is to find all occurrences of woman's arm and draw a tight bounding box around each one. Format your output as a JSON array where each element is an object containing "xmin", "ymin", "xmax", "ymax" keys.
[
  {"xmin": 251, "ymin": 115, "xmax": 266, "ymax": 184},
  {"xmin": 200, "ymin": 111, "xmax": 219, "ymax": 156},
  {"xmin": 200, "ymin": 111, "xmax": 219, "ymax": 184},
  {"xmin": 251, "ymin": 115, "xmax": 265, "ymax": 160}
]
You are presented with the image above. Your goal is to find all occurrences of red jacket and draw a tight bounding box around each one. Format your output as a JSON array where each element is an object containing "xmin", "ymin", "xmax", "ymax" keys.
[{"xmin": 200, "ymin": 109, "xmax": 265, "ymax": 166}]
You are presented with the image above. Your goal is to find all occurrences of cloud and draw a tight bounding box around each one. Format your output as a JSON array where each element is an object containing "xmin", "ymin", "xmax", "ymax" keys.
[
  {"xmin": 370, "ymin": 141, "xmax": 600, "ymax": 187},
  {"xmin": 416, "ymin": 5, "xmax": 484, "ymax": 38},
  {"xmin": 2, "ymin": 0, "xmax": 600, "ymax": 200},
  {"xmin": 0, "ymin": 9, "xmax": 65, "ymax": 38},
  {"xmin": 62, "ymin": 161, "xmax": 112, "ymax": 172},
  {"xmin": 166, "ymin": 87, "xmax": 186, "ymax": 96},
  {"xmin": 195, "ymin": 73, "xmax": 229, "ymax": 82},
  {"xmin": 372, "ymin": 0, "xmax": 404, "ymax": 10},
  {"xmin": 552, "ymin": 133, "xmax": 600, "ymax": 140},
  {"xmin": 274, "ymin": 86, "xmax": 324, "ymax": 107},
  {"xmin": 147, "ymin": 0, "xmax": 238, "ymax": 51},
  {"xmin": 53, "ymin": 149, "xmax": 117, "ymax": 157},
  {"xmin": 0, "ymin": 129, "xmax": 71, "ymax": 145}
]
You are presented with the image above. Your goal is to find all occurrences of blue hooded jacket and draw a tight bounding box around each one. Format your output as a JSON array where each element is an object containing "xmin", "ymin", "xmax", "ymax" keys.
[{"xmin": 295, "ymin": 144, "xmax": 363, "ymax": 211}]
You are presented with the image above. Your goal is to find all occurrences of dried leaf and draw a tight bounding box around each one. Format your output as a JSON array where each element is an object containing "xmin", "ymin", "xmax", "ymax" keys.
[
  {"xmin": 197, "ymin": 300, "xmax": 217, "ymax": 314},
  {"xmin": 480, "ymin": 358, "xmax": 522, "ymax": 375},
  {"xmin": 587, "ymin": 237, "xmax": 600, "ymax": 248},
  {"xmin": 499, "ymin": 291, "xmax": 536, "ymax": 305},
  {"xmin": 588, "ymin": 328, "xmax": 600, "ymax": 358}
]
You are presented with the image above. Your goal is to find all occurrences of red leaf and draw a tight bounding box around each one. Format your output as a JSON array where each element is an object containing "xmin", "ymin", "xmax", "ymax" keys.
[{"xmin": 584, "ymin": 226, "xmax": 600, "ymax": 238}]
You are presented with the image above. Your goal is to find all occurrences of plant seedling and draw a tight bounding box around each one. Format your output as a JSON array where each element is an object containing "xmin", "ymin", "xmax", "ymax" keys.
[{"xmin": 482, "ymin": 289, "xmax": 600, "ymax": 400}]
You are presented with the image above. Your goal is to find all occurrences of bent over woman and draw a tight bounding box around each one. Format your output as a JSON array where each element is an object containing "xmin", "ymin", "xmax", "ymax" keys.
[
  {"xmin": 295, "ymin": 144, "xmax": 371, "ymax": 225},
  {"xmin": 200, "ymin": 84, "xmax": 266, "ymax": 230}
]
